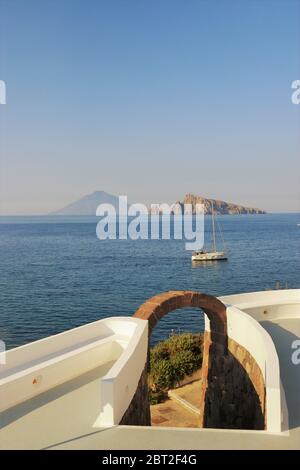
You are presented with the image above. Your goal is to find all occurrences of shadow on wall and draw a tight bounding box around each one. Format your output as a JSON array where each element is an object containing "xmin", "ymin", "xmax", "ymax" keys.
[{"xmin": 203, "ymin": 343, "xmax": 264, "ymax": 430}]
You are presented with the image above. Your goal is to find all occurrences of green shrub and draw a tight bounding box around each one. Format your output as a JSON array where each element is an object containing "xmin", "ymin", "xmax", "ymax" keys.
[
  {"xmin": 171, "ymin": 350, "xmax": 197, "ymax": 379},
  {"xmin": 150, "ymin": 358, "xmax": 177, "ymax": 389},
  {"xmin": 148, "ymin": 332, "xmax": 203, "ymax": 404}
]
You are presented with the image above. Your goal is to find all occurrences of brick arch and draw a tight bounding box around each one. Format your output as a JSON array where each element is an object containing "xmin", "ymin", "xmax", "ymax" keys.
[
  {"xmin": 133, "ymin": 290, "xmax": 227, "ymax": 349},
  {"xmin": 131, "ymin": 290, "xmax": 228, "ymax": 427},
  {"xmin": 123, "ymin": 291, "xmax": 265, "ymax": 429}
]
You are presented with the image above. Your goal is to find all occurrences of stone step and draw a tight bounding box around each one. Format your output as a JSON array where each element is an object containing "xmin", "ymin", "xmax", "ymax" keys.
[{"xmin": 168, "ymin": 390, "xmax": 200, "ymax": 416}]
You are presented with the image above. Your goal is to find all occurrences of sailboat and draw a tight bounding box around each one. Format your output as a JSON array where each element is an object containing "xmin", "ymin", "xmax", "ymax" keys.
[{"xmin": 192, "ymin": 202, "xmax": 227, "ymax": 261}]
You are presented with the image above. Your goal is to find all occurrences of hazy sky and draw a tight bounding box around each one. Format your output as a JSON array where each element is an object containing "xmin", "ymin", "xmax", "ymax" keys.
[{"xmin": 0, "ymin": 0, "xmax": 299, "ymax": 214}]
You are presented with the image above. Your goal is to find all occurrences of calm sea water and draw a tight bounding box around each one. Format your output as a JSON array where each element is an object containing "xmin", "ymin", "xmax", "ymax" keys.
[{"xmin": 0, "ymin": 213, "xmax": 299, "ymax": 348}]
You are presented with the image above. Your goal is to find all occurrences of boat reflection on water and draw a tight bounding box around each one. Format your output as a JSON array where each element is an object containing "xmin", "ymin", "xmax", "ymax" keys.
[{"xmin": 191, "ymin": 258, "xmax": 227, "ymax": 268}]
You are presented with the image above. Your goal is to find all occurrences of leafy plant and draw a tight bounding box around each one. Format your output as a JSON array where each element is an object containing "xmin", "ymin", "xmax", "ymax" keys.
[{"xmin": 148, "ymin": 332, "xmax": 203, "ymax": 405}]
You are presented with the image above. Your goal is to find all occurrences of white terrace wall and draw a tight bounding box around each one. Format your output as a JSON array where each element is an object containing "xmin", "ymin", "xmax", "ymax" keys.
[{"xmin": 0, "ymin": 317, "xmax": 148, "ymax": 449}]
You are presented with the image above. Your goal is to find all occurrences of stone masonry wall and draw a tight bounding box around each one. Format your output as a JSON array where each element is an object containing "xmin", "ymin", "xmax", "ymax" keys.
[
  {"xmin": 200, "ymin": 331, "xmax": 265, "ymax": 429},
  {"xmin": 119, "ymin": 362, "xmax": 151, "ymax": 426}
]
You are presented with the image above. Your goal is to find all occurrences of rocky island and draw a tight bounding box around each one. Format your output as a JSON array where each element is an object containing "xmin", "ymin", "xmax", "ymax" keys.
[
  {"xmin": 149, "ymin": 194, "xmax": 265, "ymax": 215},
  {"xmin": 179, "ymin": 194, "xmax": 266, "ymax": 215}
]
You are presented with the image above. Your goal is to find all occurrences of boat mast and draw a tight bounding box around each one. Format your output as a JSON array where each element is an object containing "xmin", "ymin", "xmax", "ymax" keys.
[{"xmin": 211, "ymin": 201, "xmax": 217, "ymax": 252}]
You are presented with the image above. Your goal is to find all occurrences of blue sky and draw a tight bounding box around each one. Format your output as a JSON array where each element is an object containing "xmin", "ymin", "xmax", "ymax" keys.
[{"xmin": 0, "ymin": 0, "xmax": 299, "ymax": 214}]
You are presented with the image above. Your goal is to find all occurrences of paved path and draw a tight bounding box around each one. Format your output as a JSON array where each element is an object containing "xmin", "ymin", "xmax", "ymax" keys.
[{"xmin": 151, "ymin": 379, "xmax": 201, "ymax": 427}]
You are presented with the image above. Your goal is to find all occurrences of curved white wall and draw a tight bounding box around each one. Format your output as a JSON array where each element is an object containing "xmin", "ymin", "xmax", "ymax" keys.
[
  {"xmin": 0, "ymin": 317, "xmax": 148, "ymax": 449},
  {"xmin": 227, "ymin": 306, "xmax": 281, "ymax": 433},
  {"xmin": 216, "ymin": 289, "xmax": 300, "ymax": 433}
]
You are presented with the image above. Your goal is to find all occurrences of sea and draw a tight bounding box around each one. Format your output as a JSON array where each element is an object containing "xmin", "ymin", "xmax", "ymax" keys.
[{"xmin": 0, "ymin": 213, "xmax": 299, "ymax": 349}]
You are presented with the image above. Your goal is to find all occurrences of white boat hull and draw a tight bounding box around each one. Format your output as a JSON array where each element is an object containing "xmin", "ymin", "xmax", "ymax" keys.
[{"xmin": 192, "ymin": 251, "xmax": 227, "ymax": 261}]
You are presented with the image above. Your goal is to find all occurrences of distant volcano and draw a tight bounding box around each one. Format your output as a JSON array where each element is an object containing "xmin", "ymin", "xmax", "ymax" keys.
[{"xmin": 49, "ymin": 191, "xmax": 120, "ymax": 215}]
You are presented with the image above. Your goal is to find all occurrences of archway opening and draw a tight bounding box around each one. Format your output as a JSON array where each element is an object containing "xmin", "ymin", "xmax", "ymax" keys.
[{"xmin": 133, "ymin": 290, "xmax": 227, "ymax": 428}]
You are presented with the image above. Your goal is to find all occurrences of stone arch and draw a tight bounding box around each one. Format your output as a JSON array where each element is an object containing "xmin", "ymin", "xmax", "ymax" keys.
[
  {"xmin": 133, "ymin": 290, "xmax": 227, "ymax": 349},
  {"xmin": 132, "ymin": 290, "xmax": 228, "ymax": 427}
]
